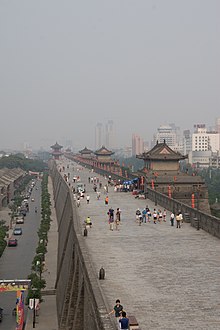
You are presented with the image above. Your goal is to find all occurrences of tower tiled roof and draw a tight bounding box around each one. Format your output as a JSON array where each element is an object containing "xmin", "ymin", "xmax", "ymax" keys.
[
  {"xmin": 79, "ymin": 147, "xmax": 93, "ymax": 154},
  {"xmin": 94, "ymin": 146, "xmax": 114, "ymax": 156},
  {"xmin": 137, "ymin": 140, "xmax": 187, "ymax": 160},
  {"xmin": 50, "ymin": 142, "xmax": 63, "ymax": 149}
]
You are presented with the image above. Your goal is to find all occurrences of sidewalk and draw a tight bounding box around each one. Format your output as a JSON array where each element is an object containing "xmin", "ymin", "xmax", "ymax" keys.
[
  {"xmin": 0, "ymin": 206, "xmax": 14, "ymax": 239},
  {"xmin": 25, "ymin": 176, "xmax": 58, "ymax": 330}
]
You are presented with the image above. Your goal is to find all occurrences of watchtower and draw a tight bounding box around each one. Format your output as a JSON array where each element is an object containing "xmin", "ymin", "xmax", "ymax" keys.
[
  {"xmin": 137, "ymin": 140, "xmax": 210, "ymax": 213},
  {"xmin": 50, "ymin": 142, "xmax": 63, "ymax": 160}
]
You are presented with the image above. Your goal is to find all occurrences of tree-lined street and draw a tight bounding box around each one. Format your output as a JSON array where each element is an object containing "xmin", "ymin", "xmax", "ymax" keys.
[{"xmin": 0, "ymin": 180, "xmax": 41, "ymax": 329}]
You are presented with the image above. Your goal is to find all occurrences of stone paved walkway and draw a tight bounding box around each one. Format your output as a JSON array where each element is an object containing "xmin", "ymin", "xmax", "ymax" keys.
[{"xmin": 63, "ymin": 159, "xmax": 220, "ymax": 330}]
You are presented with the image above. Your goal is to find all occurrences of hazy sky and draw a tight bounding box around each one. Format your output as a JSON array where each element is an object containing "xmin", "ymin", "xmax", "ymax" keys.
[{"xmin": 0, "ymin": 0, "xmax": 219, "ymax": 150}]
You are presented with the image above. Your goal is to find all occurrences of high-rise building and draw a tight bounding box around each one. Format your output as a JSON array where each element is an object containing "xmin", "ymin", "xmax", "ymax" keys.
[
  {"xmin": 132, "ymin": 134, "xmax": 144, "ymax": 156},
  {"xmin": 95, "ymin": 123, "xmax": 103, "ymax": 149},
  {"xmin": 105, "ymin": 120, "xmax": 115, "ymax": 149}
]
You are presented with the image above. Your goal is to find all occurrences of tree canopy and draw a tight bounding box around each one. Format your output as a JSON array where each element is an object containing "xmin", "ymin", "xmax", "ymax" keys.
[{"xmin": 0, "ymin": 154, "xmax": 47, "ymax": 172}]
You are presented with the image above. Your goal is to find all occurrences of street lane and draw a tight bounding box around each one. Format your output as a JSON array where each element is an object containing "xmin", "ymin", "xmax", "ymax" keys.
[{"xmin": 0, "ymin": 179, "xmax": 42, "ymax": 329}]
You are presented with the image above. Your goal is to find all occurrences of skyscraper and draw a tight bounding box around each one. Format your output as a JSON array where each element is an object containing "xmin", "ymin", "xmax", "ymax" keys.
[
  {"xmin": 132, "ymin": 134, "xmax": 144, "ymax": 156},
  {"xmin": 105, "ymin": 120, "xmax": 115, "ymax": 149},
  {"xmin": 95, "ymin": 123, "xmax": 103, "ymax": 149}
]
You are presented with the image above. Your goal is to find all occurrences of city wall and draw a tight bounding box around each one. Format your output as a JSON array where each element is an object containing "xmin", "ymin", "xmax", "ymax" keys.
[{"xmin": 49, "ymin": 161, "xmax": 116, "ymax": 330}]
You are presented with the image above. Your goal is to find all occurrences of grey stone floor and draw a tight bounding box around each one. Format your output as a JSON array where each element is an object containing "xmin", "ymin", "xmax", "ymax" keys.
[{"xmin": 64, "ymin": 160, "xmax": 220, "ymax": 330}]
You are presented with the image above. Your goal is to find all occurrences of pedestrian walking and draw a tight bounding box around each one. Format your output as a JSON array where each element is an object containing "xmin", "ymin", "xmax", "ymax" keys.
[
  {"xmin": 105, "ymin": 196, "xmax": 109, "ymax": 205},
  {"xmin": 76, "ymin": 197, "xmax": 80, "ymax": 207},
  {"xmin": 142, "ymin": 208, "xmax": 147, "ymax": 223},
  {"xmin": 109, "ymin": 299, "xmax": 123, "ymax": 323},
  {"xmin": 109, "ymin": 216, "xmax": 114, "ymax": 231},
  {"xmin": 170, "ymin": 212, "xmax": 175, "ymax": 226},
  {"xmin": 86, "ymin": 195, "xmax": 90, "ymax": 204},
  {"xmin": 116, "ymin": 208, "xmax": 121, "ymax": 222},
  {"xmin": 176, "ymin": 213, "xmax": 181, "ymax": 228},
  {"xmin": 85, "ymin": 216, "xmax": 92, "ymax": 228},
  {"xmin": 135, "ymin": 208, "xmax": 141, "ymax": 222},
  {"xmin": 108, "ymin": 207, "xmax": 114, "ymax": 220},
  {"xmin": 115, "ymin": 217, "xmax": 120, "ymax": 230},
  {"xmin": 179, "ymin": 211, "xmax": 183, "ymax": 225},
  {"xmin": 147, "ymin": 209, "xmax": 151, "ymax": 222},
  {"xmin": 163, "ymin": 209, "xmax": 167, "ymax": 222},
  {"xmin": 153, "ymin": 209, "xmax": 157, "ymax": 224},
  {"xmin": 158, "ymin": 209, "xmax": 163, "ymax": 223}
]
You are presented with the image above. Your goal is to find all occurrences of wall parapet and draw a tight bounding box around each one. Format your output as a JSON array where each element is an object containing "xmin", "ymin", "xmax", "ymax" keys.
[
  {"xmin": 145, "ymin": 187, "xmax": 220, "ymax": 238},
  {"xmin": 49, "ymin": 160, "xmax": 117, "ymax": 330}
]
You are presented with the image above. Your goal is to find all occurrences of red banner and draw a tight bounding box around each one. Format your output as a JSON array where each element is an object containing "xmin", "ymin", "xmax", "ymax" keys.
[
  {"xmin": 16, "ymin": 290, "xmax": 24, "ymax": 330},
  {"xmin": 191, "ymin": 193, "xmax": 195, "ymax": 208},
  {"xmin": 168, "ymin": 185, "xmax": 171, "ymax": 198},
  {"xmin": 151, "ymin": 180, "xmax": 154, "ymax": 189}
]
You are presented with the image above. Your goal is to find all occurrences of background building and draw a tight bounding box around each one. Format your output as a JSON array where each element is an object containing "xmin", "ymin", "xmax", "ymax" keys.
[
  {"xmin": 192, "ymin": 125, "xmax": 219, "ymax": 152},
  {"xmin": 95, "ymin": 123, "xmax": 103, "ymax": 150},
  {"xmin": 215, "ymin": 117, "xmax": 220, "ymax": 133},
  {"xmin": 153, "ymin": 124, "xmax": 183, "ymax": 153},
  {"xmin": 132, "ymin": 134, "xmax": 144, "ymax": 156},
  {"xmin": 189, "ymin": 124, "xmax": 220, "ymax": 168},
  {"xmin": 183, "ymin": 129, "xmax": 192, "ymax": 156},
  {"xmin": 95, "ymin": 120, "xmax": 115, "ymax": 150},
  {"xmin": 105, "ymin": 120, "xmax": 115, "ymax": 149}
]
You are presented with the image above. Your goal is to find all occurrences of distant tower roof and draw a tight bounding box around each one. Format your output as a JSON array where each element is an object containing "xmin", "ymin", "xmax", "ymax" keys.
[
  {"xmin": 50, "ymin": 142, "xmax": 63, "ymax": 150},
  {"xmin": 94, "ymin": 145, "xmax": 114, "ymax": 156},
  {"xmin": 50, "ymin": 142, "xmax": 63, "ymax": 160},
  {"xmin": 79, "ymin": 147, "xmax": 93, "ymax": 155}
]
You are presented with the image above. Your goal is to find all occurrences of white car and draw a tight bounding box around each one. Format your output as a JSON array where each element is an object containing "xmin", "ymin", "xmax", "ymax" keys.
[{"xmin": 16, "ymin": 217, "xmax": 24, "ymax": 224}]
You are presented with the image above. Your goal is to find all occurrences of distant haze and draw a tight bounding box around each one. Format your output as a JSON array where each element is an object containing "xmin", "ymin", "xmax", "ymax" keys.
[{"xmin": 0, "ymin": 0, "xmax": 219, "ymax": 150}]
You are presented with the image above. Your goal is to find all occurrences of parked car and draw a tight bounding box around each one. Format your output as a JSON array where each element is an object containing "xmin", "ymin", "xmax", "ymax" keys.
[
  {"xmin": 8, "ymin": 239, "xmax": 18, "ymax": 247},
  {"xmin": 16, "ymin": 217, "xmax": 24, "ymax": 224},
  {"xmin": 20, "ymin": 209, "xmax": 27, "ymax": 217},
  {"xmin": 0, "ymin": 307, "xmax": 3, "ymax": 322},
  {"xmin": 13, "ymin": 228, "xmax": 22, "ymax": 235}
]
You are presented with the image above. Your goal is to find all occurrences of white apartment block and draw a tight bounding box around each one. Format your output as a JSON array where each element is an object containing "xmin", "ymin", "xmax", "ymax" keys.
[{"xmin": 192, "ymin": 127, "xmax": 220, "ymax": 152}]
